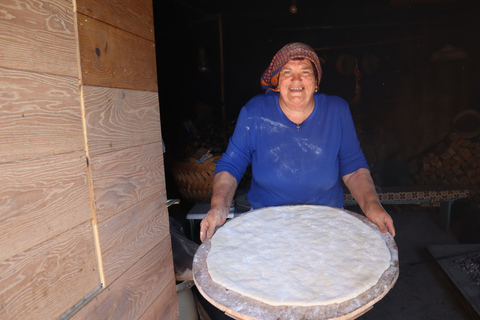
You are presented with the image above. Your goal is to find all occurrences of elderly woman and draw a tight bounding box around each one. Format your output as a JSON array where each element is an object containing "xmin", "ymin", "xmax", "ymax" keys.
[{"xmin": 200, "ymin": 42, "xmax": 395, "ymax": 242}]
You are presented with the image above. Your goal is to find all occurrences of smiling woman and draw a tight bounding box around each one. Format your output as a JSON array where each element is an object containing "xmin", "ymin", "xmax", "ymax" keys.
[
  {"xmin": 277, "ymin": 58, "xmax": 317, "ymax": 126},
  {"xmin": 199, "ymin": 42, "xmax": 395, "ymax": 243}
]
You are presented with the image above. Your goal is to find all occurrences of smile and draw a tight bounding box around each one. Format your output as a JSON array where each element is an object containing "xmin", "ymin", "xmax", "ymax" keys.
[{"xmin": 289, "ymin": 87, "xmax": 304, "ymax": 91}]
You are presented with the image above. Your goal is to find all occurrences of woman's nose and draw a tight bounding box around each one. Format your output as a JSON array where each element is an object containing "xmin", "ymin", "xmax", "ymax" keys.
[{"xmin": 291, "ymin": 72, "xmax": 301, "ymax": 81}]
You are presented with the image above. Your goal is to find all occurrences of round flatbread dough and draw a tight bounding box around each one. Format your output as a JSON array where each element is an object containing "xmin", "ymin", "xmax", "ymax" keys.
[{"xmin": 206, "ymin": 205, "xmax": 391, "ymax": 306}]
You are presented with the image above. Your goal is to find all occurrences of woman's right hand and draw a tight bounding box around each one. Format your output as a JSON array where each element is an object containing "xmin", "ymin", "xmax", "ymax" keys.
[
  {"xmin": 200, "ymin": 171, "xmax": 238, "ymax": 242},
  {"xmin": 199, "ymin": 206, "xmax": 229, "ymax": 242}
]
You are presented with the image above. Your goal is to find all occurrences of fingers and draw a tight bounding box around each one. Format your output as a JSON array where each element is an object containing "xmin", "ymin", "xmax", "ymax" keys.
[
  {"xmin": 199, "ymin": 209, "xmax": 225, "ymax": 242},
  {"xmin": 367, "ymin": 209, "xmax": 396, "ymax": 237},
  {"xmin": 206, "ymin": 223, "xmax": 216, "ymax": 240},
  {"xmin": 199, "ymin": 221, "xmax": 216, "ymax": 242},
  {"xmin": 200, "ymin": 212, "xmax": 214, "ymax": 242},
  {"xmin": 377, "ymin": 221, "xmax": 388, "ymax": 234},
  {"xmin": 385, "ymin": 218, "xmax": 396, "ymax": 237},
  {"xmin": 376, "ymin": 214, "xmax": 396, "ymax": 237},
  {"xmin": 199, "ymin": 222, "xmax": 208, "ymax": 242}
]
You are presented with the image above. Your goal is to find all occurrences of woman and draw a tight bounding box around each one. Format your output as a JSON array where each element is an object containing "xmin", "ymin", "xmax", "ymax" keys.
[{"xmin": 200, "ymin": 42, "xmax": 395, "ymax": 242}]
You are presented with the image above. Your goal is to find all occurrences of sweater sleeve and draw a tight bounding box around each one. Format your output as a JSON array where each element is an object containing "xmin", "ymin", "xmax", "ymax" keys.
[
  {"xmin": 337, "ymin": 102, "xmax": 369, "ymax": 177},
  {"xmin": 214, "ymin": 106, "xmax": 252, "ymax": 184}
]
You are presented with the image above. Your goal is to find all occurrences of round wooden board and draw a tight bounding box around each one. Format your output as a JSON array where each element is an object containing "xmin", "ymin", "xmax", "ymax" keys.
[{"xmin": 193, "ymin": 206, "xmax": 399, "ymax": 320}]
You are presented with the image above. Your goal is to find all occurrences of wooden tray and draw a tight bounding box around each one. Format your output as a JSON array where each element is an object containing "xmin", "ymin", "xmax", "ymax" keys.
[{"xmin": 193, "ymin": 208, "xmax": 399, "ymax": 320}]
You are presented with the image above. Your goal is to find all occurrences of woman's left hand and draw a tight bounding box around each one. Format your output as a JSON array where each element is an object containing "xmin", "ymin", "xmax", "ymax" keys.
[
  {"xmin": 343, "ymin": 168, "xmax": 396, "ymax": 237},
  {"xmin": 365, "ymin": 206, "xmax": 396, "ymax": 237}
]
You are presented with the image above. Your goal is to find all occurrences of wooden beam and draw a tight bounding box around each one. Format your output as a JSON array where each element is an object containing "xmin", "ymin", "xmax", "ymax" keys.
[
  {"xmin": 89, "ymin": 142, "xmax": 166, "ymax": 222},
  {"xmin": 0, "ymin": 151, "xmax": 91, "ymax": 262},
  {"xmin": 390, "ymin": 0, "xmax": 458, "ymax": 4},
  {"xmin": 0, "ymin": 0, "xmax": 77, "ymax": 76},
  {"xmin": 70, "ymin": 236, "xmax": 177, "ymax": 320},
  {"xmin": 0, "ymin": 68, "xmax": 84, "ymax": 164},
  {"xmin": 99, "ymin": 195, "xmax": 169, "ymax": 286},
  {"xmin": 0, "ymin": 221, "xmax": 99, "ymax": 320},
  {"xmin": 83, "ymin": 86, "xmax": 162, "ymax": 158},
  {"xmin": 139, "ymin": 280, "xmax": 179, "ymax": 320},
  {"xmin": 77, "ymin": 13, "xmax": 158, "ymax": 91},
  {"xmin": 76, "ymin": 0, "xmax": 155, "ymax": 41}
]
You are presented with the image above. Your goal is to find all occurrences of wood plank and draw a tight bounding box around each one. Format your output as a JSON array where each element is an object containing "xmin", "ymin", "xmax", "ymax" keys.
[
  {"xmin": 0, "ymin": 151, "xmax": 92, "ymax": 262},
  {"xmin": 0, "ymin": 67, "xmax": 84, "ymax": 164},
  {"xmin": 0, "ymin": 0, "xmax": 77, "ymax": 76},
  {"xmin": 139, "ymin": 280, "xmax": 179, "ymax": 320},
  {"xmin": 0, "ymin": 221, "xmax": 99, "ymax": 320},
  {"xmin": 77, "ymin": 13, "xmax": 157, "ymax": 92},
  {"xmin": 90, "ymin": 142, "xmax": 166, "ymax": 222},
  {"xmin": 390, "ymin": 0, "xmax": 457, "ymax": 4},
  {"xmin": 70, "ymin": 235, "xmax": 177, "ymax": 320},
  {"xmin": 83, "ymin": 86, "xmax": 162, "ymax": 157},
  {"xmin": 76, "ymin": 0, "xmax": 155, "ymax": 41},
  {"xmin": 99, "ymin": 195, "xmax": 168, "ymax": 286}
]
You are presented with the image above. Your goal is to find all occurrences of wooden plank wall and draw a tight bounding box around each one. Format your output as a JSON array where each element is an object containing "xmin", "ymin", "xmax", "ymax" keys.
[
  {"xmin": 0, "ymin": 0, "xmax": 99, "ymax": 318},
  {"xmin": 0, "ymin": 0, "xmax": 178, "ymax": 319}
]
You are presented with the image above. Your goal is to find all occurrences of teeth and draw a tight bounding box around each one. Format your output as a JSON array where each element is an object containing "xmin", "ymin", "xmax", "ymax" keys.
[{"xmin": 290, "ymin": 87, "xmax": 304, "ymax": 90}]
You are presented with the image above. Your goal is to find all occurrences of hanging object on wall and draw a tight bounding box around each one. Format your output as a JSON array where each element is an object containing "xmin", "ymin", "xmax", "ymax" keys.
[
  {"xmin": 453, "ymin": 109, "xmax": 480, "ymax": 138},
  {"xmin": 289, "ymin": 0, "xmax": 298, "ymax": 14},
  {"xmin": 198, "ymin": 46, "xmax": 209, "ymax": 73},
  {"xmin": 361, "ymin": 53, "xmax": 380, "ymax": 74},
  {"xmin": 336, "ymin": 55, "xmax": 356, "ymax": 75},
  {"xmin": 351, "ymin": 58, "xmax": 361, "ymax": 106},
  {"xmin": 431, "ymin": 44, "xmax": 467, "ymax": 61},
  {"xmin": 336, "ymin": 55, "xmax": 362, "ymax": 106}
]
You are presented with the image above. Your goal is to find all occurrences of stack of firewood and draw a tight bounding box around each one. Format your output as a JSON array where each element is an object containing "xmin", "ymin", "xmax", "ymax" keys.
[{"xmin": 412, "ymin": 132, "xmax": 480, "ymax": 197}]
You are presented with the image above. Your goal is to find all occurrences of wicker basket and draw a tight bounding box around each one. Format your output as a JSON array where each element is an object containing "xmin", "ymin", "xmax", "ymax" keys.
[{"xmin": 171, "ymin": 155, "xmax": 221, "ymax": 203}]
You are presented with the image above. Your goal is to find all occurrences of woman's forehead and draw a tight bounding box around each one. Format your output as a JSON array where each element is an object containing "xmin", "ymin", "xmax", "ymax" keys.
[{"xmin": 282, "ymin": 58, "xmax": 315, "ymax": 69}]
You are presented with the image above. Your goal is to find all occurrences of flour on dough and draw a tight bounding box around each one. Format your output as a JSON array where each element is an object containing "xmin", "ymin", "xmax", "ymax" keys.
[{"xmin": 206, "ymin": 205, "xmax": 391, "ymax": 306}]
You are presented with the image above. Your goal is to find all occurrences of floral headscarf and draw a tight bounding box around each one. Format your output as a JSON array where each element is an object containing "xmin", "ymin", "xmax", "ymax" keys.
[{"xmin": 260, "ymin": 42, "xmax": 322, "ymax": 91}]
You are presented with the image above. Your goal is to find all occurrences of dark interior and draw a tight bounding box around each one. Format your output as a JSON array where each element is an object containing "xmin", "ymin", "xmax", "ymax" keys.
[{"xmin": 154, "ymin": 0, "xmax": 480, "ymax": 197}]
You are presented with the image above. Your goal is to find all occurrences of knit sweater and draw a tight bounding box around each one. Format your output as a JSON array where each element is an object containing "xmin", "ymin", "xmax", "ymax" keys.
[{"xmin": 215, "ymin": 92, "xmax": 368, "ymax": 209}]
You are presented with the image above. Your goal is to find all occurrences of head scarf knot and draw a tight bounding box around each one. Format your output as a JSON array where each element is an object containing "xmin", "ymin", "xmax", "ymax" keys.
[{"xmin": 261, "ymin": 42, "xmax": 322, "ymax": 91}]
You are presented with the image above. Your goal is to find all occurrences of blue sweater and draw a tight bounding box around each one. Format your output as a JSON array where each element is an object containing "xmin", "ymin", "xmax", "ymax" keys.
[{"xmin": 215, "ymin": 92, "xmax": 368, "ymax": 209}]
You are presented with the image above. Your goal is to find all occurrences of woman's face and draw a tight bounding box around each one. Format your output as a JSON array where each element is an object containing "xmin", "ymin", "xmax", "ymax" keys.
[{"xmin": 278, "ymin": 58, "xmax": 317, "ymax": 108}]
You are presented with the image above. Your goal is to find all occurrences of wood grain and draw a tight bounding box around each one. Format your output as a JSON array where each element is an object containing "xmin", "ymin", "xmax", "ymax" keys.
[
  {"xmin": 0, "ymin": 221, "xmax": 99, "ymax": 320},
  {"xmin": 0, "ymin": 0, "xmax": 77, "ymax": 76},
  {"xmin": 76, "ymin": 0, "xmax": 155, "ymax": 41},
  {"xmin": 99, "ymin": 195, "xmax": 168, "ymax": 286},
  {"xmin": 83, "ymin": 85, "xmax": 162, "ymax": 157},
  {"xmin": 90, "ymin": 142, "xmax": 166, "ymax": 222},
  {"xmin": 0, "ymin": 151, "xmax": 92, "ymax": 262},
  {"xmin": 77, "ymin": 13, "xmax": 157, "ymax": 91},
  {"xmin": 70, "ymin": 236, "xmax": 177, "ymax": 320},
  {"xmin": 138, "ymin": 280, "xmax": 179, "ymax": 320},
  {"xmin": 0, "ymin": 67, "xmax": 84, "ymax": 164}
]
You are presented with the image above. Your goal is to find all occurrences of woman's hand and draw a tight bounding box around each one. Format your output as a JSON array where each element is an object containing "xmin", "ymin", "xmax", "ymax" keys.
[
  {"xmin": 199, "ymin": 206, "xmax": 229, "ymax": 242},
  {"xmin": 199, "ymin": 171, "xmax": 238, "ymax": 242},
  {"xmin": 364, "ymin": 206, "xmax": 396, "ymax": 237},
  {"xmin": 343, "ymin": 168, "xmax": 396, "ymax": 237}
]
